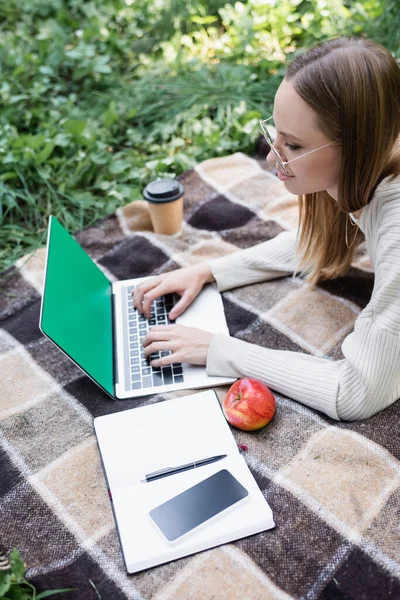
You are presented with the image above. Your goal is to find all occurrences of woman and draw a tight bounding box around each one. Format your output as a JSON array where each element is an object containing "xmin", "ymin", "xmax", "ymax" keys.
[{"xmin": 134, "ymin": 36, "xmax": 400, "ymax": 421}]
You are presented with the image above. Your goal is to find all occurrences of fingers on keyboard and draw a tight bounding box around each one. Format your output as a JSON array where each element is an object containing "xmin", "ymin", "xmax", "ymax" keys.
[{"xmin": 127, "ymin": 288, "xmax": 184, "ymax": 391}]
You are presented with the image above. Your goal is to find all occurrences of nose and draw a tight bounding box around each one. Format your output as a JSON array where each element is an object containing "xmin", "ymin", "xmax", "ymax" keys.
[
  {"xmin": 266, "ymin": 140, "xmax": 290, "ymax": 174},
  {"xmin": 266, "ymin": 148, "xmax": 276, "ymax": 168},
  {"xmin": 266, "ymin": 145, "xmax": 288, "ymax": 168}
]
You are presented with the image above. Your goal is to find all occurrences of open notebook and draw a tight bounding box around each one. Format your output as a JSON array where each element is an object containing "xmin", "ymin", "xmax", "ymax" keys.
[{"xmin": 94, "ymin": 390, "xmax": 275, "ymax": 573}]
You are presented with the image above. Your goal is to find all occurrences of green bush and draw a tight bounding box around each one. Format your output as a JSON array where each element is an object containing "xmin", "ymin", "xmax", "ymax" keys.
[{"xmin": 0, "ymin": 0, "xmax": 398, "ymax": 271}]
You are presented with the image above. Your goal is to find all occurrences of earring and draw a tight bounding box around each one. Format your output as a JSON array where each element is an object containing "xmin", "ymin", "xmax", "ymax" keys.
[{"xmin": 345, "ymin": 213, "xmax": 359, "ymax": 248}]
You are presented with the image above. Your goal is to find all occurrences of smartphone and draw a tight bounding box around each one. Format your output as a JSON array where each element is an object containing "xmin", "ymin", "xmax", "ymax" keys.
[{"xmin": 149, "ymin": 469, "xmax": 249, "ymax": 542}]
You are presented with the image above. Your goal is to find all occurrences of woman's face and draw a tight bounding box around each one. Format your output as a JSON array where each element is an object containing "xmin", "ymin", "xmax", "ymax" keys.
[{"xmin": 266, "ymin": 79, "xmax": 341, "ymax": 199}]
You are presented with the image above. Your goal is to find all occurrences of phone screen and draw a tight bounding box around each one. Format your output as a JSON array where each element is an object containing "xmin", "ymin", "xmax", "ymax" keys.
[{"xmin": 149, "ymin": 469, "xmax": 248, "ymax": 542}]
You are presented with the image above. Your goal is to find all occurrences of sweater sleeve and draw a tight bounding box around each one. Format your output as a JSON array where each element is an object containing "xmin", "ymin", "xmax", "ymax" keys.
[
  {"xmin": 206, "ymin": 229, "xmax": 298, "ymax": 292},
  {"xmin": 207, "ymin": 318, "xmax": 400, "ymax": 421},
  {"xmin": 207, "ymin": 179, "xmax": 400, "ymax": 421}
]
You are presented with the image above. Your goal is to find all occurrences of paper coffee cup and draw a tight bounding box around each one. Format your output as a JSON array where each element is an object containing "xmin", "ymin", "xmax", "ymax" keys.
[{"xmin": 142, "ymin": 179, "xmax": 184, "ymax": 236}]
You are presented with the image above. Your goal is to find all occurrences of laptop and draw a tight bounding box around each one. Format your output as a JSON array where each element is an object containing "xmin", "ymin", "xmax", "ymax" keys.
[{"xmin": 39, "ymin": 216, "xmax": 235, "ymax": 399}]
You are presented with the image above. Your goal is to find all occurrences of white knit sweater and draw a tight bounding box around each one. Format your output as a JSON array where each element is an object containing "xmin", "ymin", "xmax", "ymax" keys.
[{"xmin": 206, "ymin": 174, "xmax": 400, "ymax": 421}]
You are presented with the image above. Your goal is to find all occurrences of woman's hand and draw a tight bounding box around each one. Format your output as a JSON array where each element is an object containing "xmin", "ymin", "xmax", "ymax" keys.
[
  {"xmin": 142, "ymin": 324, "xmax": 214, "ymax": 367},
  {"xmin": 133, "ymin": 262, "xmax": 214, "ymax": 320}
]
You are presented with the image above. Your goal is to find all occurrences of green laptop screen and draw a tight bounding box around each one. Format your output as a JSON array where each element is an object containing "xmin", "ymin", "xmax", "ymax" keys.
[{"xmin": 40, "ymin": 217, "xmax": 114, "ymax": 397}]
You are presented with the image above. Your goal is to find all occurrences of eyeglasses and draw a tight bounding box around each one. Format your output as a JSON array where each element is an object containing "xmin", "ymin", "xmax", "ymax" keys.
[{"xmin": 260, "ymin": 117, "xmax": 337, "ymax": 176}]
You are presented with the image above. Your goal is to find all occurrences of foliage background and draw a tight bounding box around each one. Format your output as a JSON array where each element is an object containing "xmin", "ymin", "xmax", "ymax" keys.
[{"xmin": 0, "ymin": 0, "xmax": 399, "ymax": 271}]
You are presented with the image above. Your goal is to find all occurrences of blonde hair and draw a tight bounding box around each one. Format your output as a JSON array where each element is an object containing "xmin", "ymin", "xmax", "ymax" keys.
[{"xmin": 285, "ymin": 37, "xmax": 400, "ymax": 284}]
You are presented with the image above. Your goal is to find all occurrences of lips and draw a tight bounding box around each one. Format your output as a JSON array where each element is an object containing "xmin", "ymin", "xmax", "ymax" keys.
[{"xmin": 276, "ymin": 169, "xmax": 294, "ymax": 181}]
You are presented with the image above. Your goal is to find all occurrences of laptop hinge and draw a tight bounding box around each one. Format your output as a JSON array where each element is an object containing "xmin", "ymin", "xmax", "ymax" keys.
[{"xmin": 111, "ymin": 291, "xmax": 119, "ymax": 386}]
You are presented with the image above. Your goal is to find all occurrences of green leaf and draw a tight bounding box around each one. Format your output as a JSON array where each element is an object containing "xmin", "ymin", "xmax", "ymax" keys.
[
  {"xmin": 191, "ymin": 15, "xmax": 218, "ymax": 24},
  {"xmin": 39, "ymin": 66, "xmax": 54, "ymax": 75},
  {"xmin": 102, "ymin": 101, "xmax": 118, "ymax": 127},
  {"xmin": 65, "ymin": 43, "xmax": 95, "ymax": 60},
  {"xmin": 29, "ymin": 135, "xmax": 47, "ymax": 151},
  {"xmin": 0, "ymin": 172, "xmax": 18, "ymax": 181},
  {"xmin": 0, "ymin": 572, "xmax": 12, "ymax": 595},
  {"xmin": 9, "ymin": 549, "xmax": 25, "ymax": 582},
  {"xmin": 36, "ymin": 142, "xmax": 55, "ymax": 164},
  {"xmin": 63, "ymin": 120, "xmax": 87, "ymax": 137},
  {"xmin": 4, "ymin": 587, "xmax": 32, "ymax": 599},
  {"xmin": 53, "ymin": 134, "xmax": 71, "ymax": 148},
  {"xmin": 88, "ymin": 579, "xmax": 101, "ymax": 599},
  {"xmin": 8, "ymin": 95, "xmax": 28, "ymax": 105},
  {"xmin": 92, "ymin": 56, "xmax": 112, "ymax": 74},
  {"xmin": 239, "ymin": 110, "xmax": 262, "ymax": 125},
  {"xmin": 109, "ymin": 159, "xmax": 132, "ymax": 174},
  {"xmin": 35, "ymin": 588, "xmax": 76, "ymax": 599}
]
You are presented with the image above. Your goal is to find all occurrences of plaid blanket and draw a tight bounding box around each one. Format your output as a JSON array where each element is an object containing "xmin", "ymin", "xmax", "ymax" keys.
[{"xmin": 1, "ymin": 152, "xmax": 400, "ymax": 600}]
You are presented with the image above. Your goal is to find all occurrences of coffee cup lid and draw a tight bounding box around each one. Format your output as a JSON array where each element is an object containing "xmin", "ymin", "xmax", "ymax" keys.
[{"xmin": 143, "ymin": 179, "xmax": 184, "ymax": 203}]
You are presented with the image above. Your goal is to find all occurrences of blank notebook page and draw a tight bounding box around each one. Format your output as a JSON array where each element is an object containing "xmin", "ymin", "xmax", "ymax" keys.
[{"xmin": 94, "ymin": 390, "xmax": 274, "ymax": 572}]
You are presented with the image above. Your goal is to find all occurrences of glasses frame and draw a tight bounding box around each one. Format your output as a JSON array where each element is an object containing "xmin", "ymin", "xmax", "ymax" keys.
[{"xmin": 260, "ymin": 117, "xmax": 337, "ymax": 176}]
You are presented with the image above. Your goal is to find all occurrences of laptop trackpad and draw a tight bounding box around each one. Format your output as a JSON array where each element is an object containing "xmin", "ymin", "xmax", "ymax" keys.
[{"xmin": 176, "ymin": 284, "xmax": 228, "ymax": 335}]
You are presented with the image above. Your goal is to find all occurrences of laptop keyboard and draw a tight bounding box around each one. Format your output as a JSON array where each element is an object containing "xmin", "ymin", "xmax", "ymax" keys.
[{"xmin": 126, "ymin": 286, "xmax": 185, "ymax": 391}]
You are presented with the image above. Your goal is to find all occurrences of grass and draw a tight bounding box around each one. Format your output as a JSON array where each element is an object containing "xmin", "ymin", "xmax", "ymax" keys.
[{"xmin": 0, "ymin": 0, "xmax": 398, "ymax": 273}]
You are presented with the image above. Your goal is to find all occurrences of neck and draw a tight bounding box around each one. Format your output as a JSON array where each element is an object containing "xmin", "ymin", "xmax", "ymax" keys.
[
  {"xmin": 326, "ymin": 186, "xmax": 338, "ymax": 201},
  {"xmin": 326, "ymin": 187, "xmax": 363, "ymax": 219}
]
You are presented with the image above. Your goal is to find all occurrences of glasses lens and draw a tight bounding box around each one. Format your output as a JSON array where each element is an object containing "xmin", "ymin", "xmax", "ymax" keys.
[
  {"xmin": 260, "ymin": 120, "xmax": 289, "ymax": 175},
  {"xmin": 260, "ymin": 119, "xmax": 276, "ymax": 145}
]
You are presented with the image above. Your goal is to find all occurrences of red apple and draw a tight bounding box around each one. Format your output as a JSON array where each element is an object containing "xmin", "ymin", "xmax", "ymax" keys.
[{"xmin": 222, "ymin": 378, "xmax": 276, "ymax": 431}]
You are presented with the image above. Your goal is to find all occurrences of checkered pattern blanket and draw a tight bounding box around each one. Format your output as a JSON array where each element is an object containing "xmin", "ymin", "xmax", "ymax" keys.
[{"xmin": 1, "ymin": 152, "xmax": 400, "ymax": 599}]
